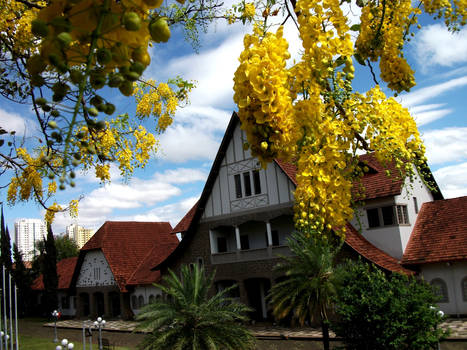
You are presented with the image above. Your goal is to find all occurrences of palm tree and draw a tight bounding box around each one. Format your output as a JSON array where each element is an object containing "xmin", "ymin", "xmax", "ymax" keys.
[
  {"xmin": 136, "ymin": 264, "xmax": 255, "ymax": 350},
  {"xmin": 268, "ymin": 231, "xmax": 343, "ymax": 350}
]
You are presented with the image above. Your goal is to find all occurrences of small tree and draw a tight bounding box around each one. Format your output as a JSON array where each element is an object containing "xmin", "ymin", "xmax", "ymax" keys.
[
  {"xmin": 268, "ymin": 231, "xmax": 343, "ymax": 350},
  {"xmin": 54, "ymin": 235, "xmax": 79, "ymax": 261},
  {"xmin": 0, "ymin": 206, "xmax": 12, "ymax": 272},
  {"xmin": 333, "ymin": 260, "xmax": 447, "ymax": 350},
  {"xmin": 136, "ymin": 264, "xmax": 255, "ymax": 350}
]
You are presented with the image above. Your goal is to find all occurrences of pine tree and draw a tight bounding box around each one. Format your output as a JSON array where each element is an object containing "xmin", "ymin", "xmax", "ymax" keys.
[
  {"xmin": 42, "ymin": 223, "xmax": 58, "ymax": 313},
  {"xmin": 13, "ymin": 243, "xmax": 33, "ymax": 316},
  {"xmin": 0, "ymin": 206, "xmax": 12, "ymax": 271}
]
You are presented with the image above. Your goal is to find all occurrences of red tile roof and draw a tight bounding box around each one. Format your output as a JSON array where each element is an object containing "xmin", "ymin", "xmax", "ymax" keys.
[
  {"xmin": 79, "ymin": 221, "xmax": 176, "ymax": 291},
  {"xmin": 127, "ymin": 238, "xmax": 179, "ymax": 285},
  {"xmin": 344, "ymin": 224, "xmax": 414, "ymax": 274},
  {"xmin": 31, "ymin": 257, "xmax": 78, "ymax": 290},
  {"xmin": 402, "ymin": 196, "xmax": 467, "ymax": 265},
  {"xmin": 274, "ymin": 159, "xmax": 297, "ymax": 185},
  {"xmin": 170, "ymin": 201, "xmax": 199, "ymax": 234}
]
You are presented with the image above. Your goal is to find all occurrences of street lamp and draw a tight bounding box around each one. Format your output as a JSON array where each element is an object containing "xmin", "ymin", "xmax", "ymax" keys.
[
  {"xmin": 430, "ymin": 306, "xmax": 445, "ymax": 350},
  {"xmin": 93, "ymin": 317, "xmax": 106, "ymax": 350},
  {"xmin": 52, "ymin": 310, "xmax": 60, "ymax": 343},
  {"xmin": 55, "ymin": 338, "xmax": 74, "ymax": 350}
]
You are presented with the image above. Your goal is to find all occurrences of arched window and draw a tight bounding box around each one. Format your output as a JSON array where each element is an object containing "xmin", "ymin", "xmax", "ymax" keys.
[
  {"xmin": 462, "ymin": 277, "xmax": 467, "ymax": 302},
  {"xmin": 148, "ymin": 295, "xmax": 155, "ymax": 303},
  {"xmin": 131, "ymin": 295, "xmax": 138, "ymax": 309},
  {"xmin": 431, "ymin": 278, "xmax": 449, "ymax": 303},
  {"xmin": 138, "ymin": 295, "xmax": 145, "ymax": 308}
]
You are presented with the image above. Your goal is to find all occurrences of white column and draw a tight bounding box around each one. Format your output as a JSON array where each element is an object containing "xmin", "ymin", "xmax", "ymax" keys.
[
  {"xmin": 266, "ymin": 221, "xmax": 272, "ymax": 246},
  {"xmin": 209, "ymin": 230, "xmax": 216, "ymax": 254},
  {"xmin": 235, "ymin": 226, "xmax": 241, "ymax": 250}
]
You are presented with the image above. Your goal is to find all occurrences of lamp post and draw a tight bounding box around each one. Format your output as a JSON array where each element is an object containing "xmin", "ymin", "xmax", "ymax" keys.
[
  {"xmin": 430, "ymin": 306, "xmax": 445, "ymax": 350},
  {"xmin": 52, "ymin": 310, "xmax": 60, "ymax": 343},
  {"xmin": 93, "ymin": 317, "xmax": 106, "ymax": 350},
  {"xmin": 55, "ymin": 338, "xmax": 74, "ymax": 350}
]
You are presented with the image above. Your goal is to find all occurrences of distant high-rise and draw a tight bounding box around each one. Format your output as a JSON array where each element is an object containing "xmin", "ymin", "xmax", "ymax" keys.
[
  {"xmin": 66, "ymin": 224, "xmax": 95, "ymax": 249},
  {"xmin": 14, "ymin": 218, "xmax": 47, "ymax": 261}
]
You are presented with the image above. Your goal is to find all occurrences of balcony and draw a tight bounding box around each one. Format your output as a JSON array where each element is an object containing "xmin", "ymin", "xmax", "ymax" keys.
[{"xmin": 211, "ymin": 245, "xmax": 292, "ymax": 264}]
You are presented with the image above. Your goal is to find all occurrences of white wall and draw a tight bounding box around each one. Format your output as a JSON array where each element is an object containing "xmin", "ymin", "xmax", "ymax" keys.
[
  {"xmin": 130, "ymin": 285, "xmax": 162, "ymax": 315},
  {"xmin": 421, "ymin": 261, "xmax": 467, "ymax": 316},
  {"xmin": 203, "ymin": 123, "xmax": 294, "ymax": 219},
  {"xmin": 76, "ymin": 250, "xmax": 117, "ymax": 287}
]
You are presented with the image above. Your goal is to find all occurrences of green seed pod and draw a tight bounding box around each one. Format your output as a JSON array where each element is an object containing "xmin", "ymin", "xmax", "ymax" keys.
[
  {"xmin": 69, "ymin": 69, "xmax": 84, "ymax": 84},
  {"xmin": 35, "ymin": 97, "xmax": 47, "ymax": 106},
  {"xmin": 130, "ymin": 61, "xmax": 145, "ymax": 75},
  {"xmin": 88, "ymin": 107, "xmax": 99, "ymax": 117},
  {"xmin": 96, "ymin": 48, "xmax": 112, "ymax": 65},
  {"xmin": 96, "ymin": 120, "xmax": 106, "ymax": 130},
  {"xmin": 90, "ymin": 96, "xmax": 104, "ymax": 107},
  {"xmin": 48, "ymin": 121, "xmax": 58, "ymax": 129},
  {"xmin": 123, "ymin": 12, "xmax": 142, "ymax": 31},
  {"xmin": 70, "ymin": 171, "xmax": 76, "ymax": 178},
  {"xmin": 57, "ymin": 32, "xmax": 72, "ymax": 47},
  {"xmin": 119, "ymin": 80, "xmax": 134, "ymax": 96},
  {"xmin": 50, "ymin": 110, "xmax": 60, "ymax": 118},
  {"xmin": 104, "ymin": 103, "xmax": 116, "ymax": 115},
  {"xmin": 108, "ymin": 73, "xmax": 125, "ymax": 88},
  {"xmin": 59, "ymin": 184, "xmax": 66, "ymax": 190},
  {"xmin": 125, "ymin": 71, "xmax": 140, "ymax": 82}
]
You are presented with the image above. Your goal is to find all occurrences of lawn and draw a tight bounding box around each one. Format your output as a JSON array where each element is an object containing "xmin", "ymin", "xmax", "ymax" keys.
[{"xmin": 18, "ymin": 334, "xmax": 131, "ymax": 350}]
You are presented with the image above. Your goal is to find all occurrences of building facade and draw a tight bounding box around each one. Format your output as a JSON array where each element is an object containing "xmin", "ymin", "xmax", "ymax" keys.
[
  {"xmin": 156, "ymin": 113, "xmax": 435, "ymax": 320},
  {"xmin": 66, "ymin": 224, "xmax": 96, "ymax": 249},
  {"xmin": 14, "ymin": 218, "xmax": 46, "ymax": 261}
]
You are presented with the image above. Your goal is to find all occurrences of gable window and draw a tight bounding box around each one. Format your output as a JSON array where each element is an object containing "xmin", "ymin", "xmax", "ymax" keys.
[
  {"xmin": 93, "ymin": 267, "xmax": 101, "ymax": 280},
  {"xmin": 233, "ymin": 170, "xmax": 262, "ymax": 199},
  {"xmin": 243, "ymin": 172, "xmax": 252, "ymax": 196},
  {"xmin": 462, "ymin": 277, "xmax": 467, "ymax": 302},
  {"xmin": 431, "ymin": 278, "xmax": 449, "ymax": 303},
  {"xmin": 253, "ymin": 170, "xmax": 261, "ymax": 194},
  {"xmin": 234, "ymin": 174, "xmax": 242, "ymax": 198}
]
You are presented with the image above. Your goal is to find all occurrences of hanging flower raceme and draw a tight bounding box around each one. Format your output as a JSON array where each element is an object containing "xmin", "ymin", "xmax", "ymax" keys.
[{"xmin": 233, "ymin": 26, "xmax": 298, "ymax": 166}]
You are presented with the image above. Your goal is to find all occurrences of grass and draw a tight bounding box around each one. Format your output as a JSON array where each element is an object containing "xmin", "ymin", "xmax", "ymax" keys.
[{"xmin": 18, "ymin": 335, "xmax": 132, "ymax": 350}]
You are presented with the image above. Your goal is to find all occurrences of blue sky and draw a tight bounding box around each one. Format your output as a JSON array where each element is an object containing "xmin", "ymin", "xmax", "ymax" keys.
[{"xmin": 1, "ymin": 2, "xmax": 467, "ymax": 237}]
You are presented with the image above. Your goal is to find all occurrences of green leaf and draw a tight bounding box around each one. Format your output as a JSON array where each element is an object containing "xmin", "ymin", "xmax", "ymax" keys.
[
  {"xmin": 354, "ymin": 53, "xmax": 366, "ymax": 66},
  {"xmin": 350, "ymin": 24, "xmax": 361, "ymax": 32}
]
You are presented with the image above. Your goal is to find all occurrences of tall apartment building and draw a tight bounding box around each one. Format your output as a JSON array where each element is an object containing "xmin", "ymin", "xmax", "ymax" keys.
[
  {"xmin": 14, "ymin": 218, "xmax": 47, "ymax": 261},
  {"xmin": 66, "ymin": 224, "xmax": 96, "ymax": 248}
]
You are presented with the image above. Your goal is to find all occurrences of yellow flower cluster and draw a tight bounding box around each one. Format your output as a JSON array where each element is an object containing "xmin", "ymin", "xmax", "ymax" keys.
[
  {"xmin": 422, "ymin": 0, "xmax": 467, "ymax": 29},
  {"xmin": 45, "ymin": 202, "xmax": 62, "ymax": 224},
  {"xmin": 95, "ymin": 164, "xmax": 111, "ymax": 182},
  {"xmin": 356, "ymin": 0, "xmax": 418, "ymax": 92},
  {"xmin": 243, "ymin": 3, "xmax": 256, "ymax": 20},
  {"xmin": 133, "ymin": 125, "xmax": 157, "ymax": 163},
  {"xmin": 69, "ymin": 199, "xmax": 79, "ymax": 218},
  {"xmin": 134, "ymin": 80, "xmax": 180, "ymax": 132},
  {"xmin": 233, "ymin": 26, "xmax": 298, "ymax": 166}
]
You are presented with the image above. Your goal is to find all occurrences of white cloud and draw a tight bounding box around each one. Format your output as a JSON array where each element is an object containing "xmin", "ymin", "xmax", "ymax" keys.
[
  {"xmin": 51, "ymin": 168, "xmax": 206, "ymax": 232},
  {"xmin": 157, "ymin": 123, "xmax": 222, "ymax": 162},
  {"xmin": 422, "ymin": 127, "xmax": 467, "ymax": 165},
  {"xmin": 433, "ymin": 162, "xmax": 467, "ymax": 199},
  {"xmin": 412, "ymin": 108, "xmax": 453, "ymax": 126},
  {"xmin": 176, "ymin": 105, "xmax": 232, "ymax": 132},
  {"xmin": 413, "ymin": 24, "xmax": 467, "ymax": 69},
  {"xmin": 118, "ymin": 196, "xmax": 199, "ymax": 227},
  {"xmin": 0, "ymin": 108, "xmax": 34, "ymax": 136},
  {"xmin": 399, "ymin": 76, "xmax": 467, "ymax": 107}
]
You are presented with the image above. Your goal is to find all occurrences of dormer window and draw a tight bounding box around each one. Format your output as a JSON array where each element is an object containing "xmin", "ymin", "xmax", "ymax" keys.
[
  {"xmin": 234, "ymin": 170, "xmax": 262, "ymax": 198},
  {"xmin": 367, "ymin": 205, "xmax": 410, "ymax": 228}
]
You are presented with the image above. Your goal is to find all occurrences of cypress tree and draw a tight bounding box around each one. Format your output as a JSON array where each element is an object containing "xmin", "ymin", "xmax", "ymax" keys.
[
  {"xmin": 0, "ymin": 206, "xmax": 12, "ymax": 271},
  {"xmin": 42, "ymin": 223, "xmax": 58, "ymax": 313},
  {"xmin": 13, "ymin": 243, "xmax": 32, "ymax": 315}
]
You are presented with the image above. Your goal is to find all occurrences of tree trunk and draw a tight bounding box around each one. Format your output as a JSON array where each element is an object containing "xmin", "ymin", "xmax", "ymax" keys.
[{"xmin": 321, "ymin": 319, "xmax": 330, "ymax": 350}]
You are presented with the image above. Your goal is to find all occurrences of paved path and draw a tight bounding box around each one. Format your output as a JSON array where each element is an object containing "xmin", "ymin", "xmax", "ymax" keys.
[{"xmin": 45, "ymin": 318, "xmax": 467, "ymax": 339}]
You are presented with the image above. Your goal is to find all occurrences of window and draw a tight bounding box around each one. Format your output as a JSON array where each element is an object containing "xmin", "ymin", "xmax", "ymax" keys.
[
  {"xmin": 413, "ymin": 197, "xmax": 419, "ymax": 214},
  {"xmin": 396, "ymin": 205, "xmax": 409, "ymax": 224},
  {"xmin": 138, "ymin": 295, "xmax": 145, "ymax": 308},
  {"xmin": 367, "ymin": 205, "xmax": 410, "ymax": 228},
  {"xmin": 243, "ymin": 172, "xmax": 252, "ymax": 196},
  {"xmin": 149, "ymin": 295, "xmax": 155, "ymax": 303},
  {"xmin": 93, "ymin": 267, "xmax": 100, "ymax": 280},
  {"xmin": 217, "ymin": 236, "xmax": 227, "ymax": 253},
  {"xmin": 253, "ymin": 170, "xmax": 261, "ymax": 194},
  {"xmin": 431, "ymin": 278, "xmax": 449, "ymax": 303},
  {"xmin": 367, "ymin": 208, "xmax": 380, "ymax": 228},
  {"xmin": 61, "ymin": 296, "xmax": 70, "ymax": 309},
  {"xmin": 381, "ymin": 206, "xmax": 394, "ymax": 225},
  {"xmin": 271, "ymin": 230, "xmax": 279, "ymax": 246},
  {"xmin": 233, "ymin": 170, "xmax": 261, "ymax": 198},
  {"xmin": 240, "ymin": 234, "xmax": 250, "ymax": 250},
  {"xmin": 234, "ymin": 174, "xmax": 242, "ymax": 198},
  {"xmin": 462, "ymin": 277, "xmax": 467, "ymax": 302}
]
